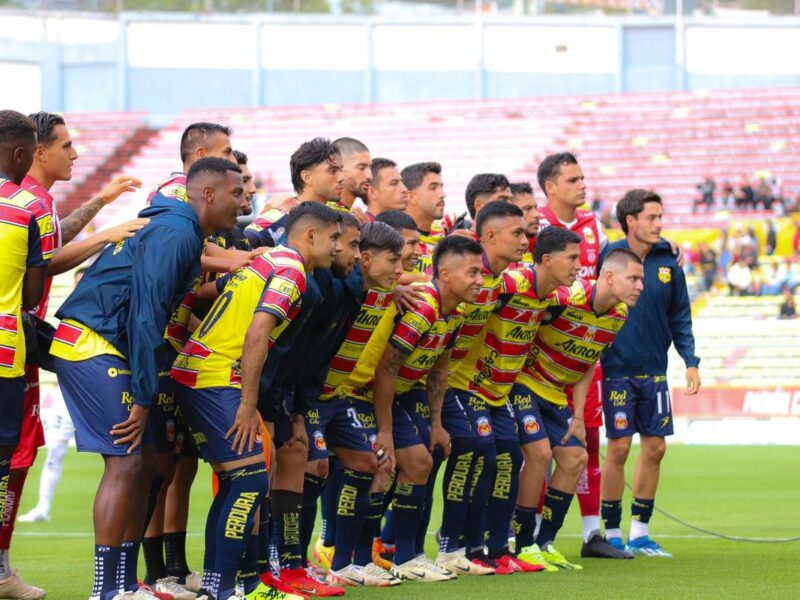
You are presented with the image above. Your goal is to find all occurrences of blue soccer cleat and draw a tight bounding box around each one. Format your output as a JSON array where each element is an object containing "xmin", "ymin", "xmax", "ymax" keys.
[{"xmin": 626, "ymin": 536, "xmax": 673, "ymax": 557}]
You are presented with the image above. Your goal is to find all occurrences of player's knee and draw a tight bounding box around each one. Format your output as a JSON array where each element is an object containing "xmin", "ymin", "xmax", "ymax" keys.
[
  {"xmin": 607, "ymin": 439, "xmax": 632, "ymax": 465},
  {"xmin": 345, "ymin": 452, "xmax": 378, "ymax": 474},
  {"xmin": 561, "ymin": 447, "xmax": 588, "ymax": 477},
  {"xmin": 307, "ymin": 458, "xmax": 329, "ymax": 478},
  {"xmin": 523, "ymin": 442, "xmax": 551, "ymax": 468},
  {"xmin": 642, "ymin": 437, "xmax": 667, "ymax": 463},
  {"xmin": 154, "ymin": 452, "xmax": 177, "ymax": 481},
  {"xmin": 400, "ymin": 448, "xmax": 432, "ymax": 483}
]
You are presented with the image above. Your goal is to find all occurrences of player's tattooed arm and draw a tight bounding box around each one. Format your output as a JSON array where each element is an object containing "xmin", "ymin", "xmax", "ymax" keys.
[
  {"xmin": 374, "ymin": 344, "xmax": 406, "ymax": 467},
  {"xmin": 229, "ymin": 311, "xmax": 278, "ymax": 455},
  {"xmin": 60, "ymin": 176, "xmax": 141, "ymax": 243},
  {"xmin": 426, "ymin": 350, "xmax": 452, "ymax": 457}
]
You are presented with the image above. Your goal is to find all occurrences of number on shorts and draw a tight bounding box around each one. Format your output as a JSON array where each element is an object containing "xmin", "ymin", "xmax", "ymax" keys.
[
  {"xmin": 347, "ymin": 407, "xmax": 363, "ymax": 429},
  {"xmin": 656, "ymin": 390, "xmax": 671, "ymax": 415}
]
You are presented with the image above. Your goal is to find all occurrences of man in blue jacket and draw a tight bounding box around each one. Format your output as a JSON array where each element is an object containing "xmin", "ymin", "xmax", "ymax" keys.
[
  {"xmin": 50, "ymin": 157, "xmax": 247, "ymax": 600},
  {"xmin": 599, "ymin": 189, "xmax": 701, "ymax": 558}
]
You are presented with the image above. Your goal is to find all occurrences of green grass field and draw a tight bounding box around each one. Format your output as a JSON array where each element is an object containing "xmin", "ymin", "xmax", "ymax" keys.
[{"xmin": 11, "ymin": 445, "xmax": 800, "ymax": 599}]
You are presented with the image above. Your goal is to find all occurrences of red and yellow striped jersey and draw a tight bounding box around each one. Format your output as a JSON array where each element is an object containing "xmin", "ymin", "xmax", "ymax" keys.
[
  {"xmin": 326, "ymin": 200, "xmax": 351, "ymax": 212},
  {"xmin": 171, "ymin": 245, "xmax": 306, "ymax": 389},
  {"xmin": 518, "ymin": 279, "xmax": 628, "ymax": 406},
  {"xmin": 0, "ymin": 179, "xmax": 49, "ymax": 377},
  {"xmin": 146, "ymin": 172, "xmax": 187, "ymax": 204},
  {"xmin": 332, "ymin": 282, "xmax": 464, "ymax": 402},
  {"xmin": 319, "ymin": 287, "xmax": 395, "ymax": 400},
  {"xmin": 449, "ymin": 267, "xmax": 564, "ymax": 406},
  {"xmin": 410, "ymin": 228, "xmax": 446, "ymax": 278}
]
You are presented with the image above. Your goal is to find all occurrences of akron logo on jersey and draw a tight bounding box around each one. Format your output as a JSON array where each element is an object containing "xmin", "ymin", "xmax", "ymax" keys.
[
  {"xmin": 583, "ymin": 226, "xmax": 596, "ymax": 245},
  {"xmin": 522, "ymin": 415, "xmax": 540, "ymax": 434},
  {"xmin": 658, "ymin": 267, "xmax": 671, "ymax": 284},
  {"xmin": 476, "ymin": 416, "xmax": 492, "ymax": 437},
  {"xmin": 313, "ymin": 431, "xmax": 326, "ymax": 450},
  {"xmin": 614, "ymin": 411, "xmax": 628, "ymax": 430}
]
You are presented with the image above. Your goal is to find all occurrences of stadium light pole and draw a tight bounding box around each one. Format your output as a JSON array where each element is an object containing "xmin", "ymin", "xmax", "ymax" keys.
[{"xmin": 675, "ymin": 0, "xmax": 686, "ymax": 91}]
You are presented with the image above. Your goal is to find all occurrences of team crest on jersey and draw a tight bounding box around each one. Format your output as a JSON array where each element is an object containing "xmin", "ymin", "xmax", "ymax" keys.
[
  {"xmin": 165, "ymin": 418, "xmax": 176, "ymax": 443},
  {"xmin": 583, "ymin": 227, "xmax": 596, "ymax": 245},
  {"xmin": 658, "ymin": 267, "xmax": 671, "ymax": 284},
  {"xmin": 583, "ymin": 326, "xmax": 596, "ymax": 342},
  {"xmin": 522, "ymin": 415, "xmax": 539, "ymax": 434},
  {"xmin": 614, "ymin": 411, "xmax": 628, "ymax": 430},
  {"xmin": 476, "ymin": 416, "xmax": 492, "ymax": 437},
  {"xmin": 313, "ymin": 431, "xmax": 326, "ymax": 450}
]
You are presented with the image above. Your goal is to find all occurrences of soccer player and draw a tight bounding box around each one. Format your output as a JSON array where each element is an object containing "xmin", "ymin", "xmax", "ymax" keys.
[
  {"xmin": 402, "ymin": 161, "xmax": 446, "ymax": 277},
  {"xmin": 206, "ymin": 149, "xmax": 254, "ymax": 252},
  {"xmin": 512, "ymin": 248, "xmax": 644, "ymax": 570},
  {"xmin": 331, "ymin": 137, "xmax": 371, "ymax": 211},
  {"xmin": 364, "ymin": 158, "xmax": 408, "ymax": 220},
  {"xmin": 375, "ymin": 210, "xmax": 422, "ymax": 274},
  {"xmin": 50, "ymin": 157, "xmax": 247, "ymax": 600},
  {"xmin": 509, "ymin": 182, "xmax": 541, "ymax": 263},
  {"xmin": 171, "ymin": 202, "xmax": 342, "ymax": 600},
  {"xmin": 0, "ymin": 110, "xmax": 49, "ymax": 600},
  {"xmin": 324, "ymin": 235, "xmax": 484, "ymax": 585},
  {"xmin": 449, "ymin": 225, "xmax": 581, "ymax": 573},
  {"xmin": 245, "ymin": 138, "xmax": 344, "ymax": 248},
  {"xmin": 464, "ymin": 173, "xmax": 513, "ymax": 227},
  {"xmin": 535, "ymin": 152, "xmax": 621, "ymax": 558},
  {"xmin": 600, "ymin": 190, "xmax": 701, "ymax": 557}
]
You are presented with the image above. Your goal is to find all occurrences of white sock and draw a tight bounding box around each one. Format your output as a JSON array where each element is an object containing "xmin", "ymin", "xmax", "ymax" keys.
[
  {"xmin": 0, "ymin": 549, "xmax": 10, "ymax": 580},
  {"xmin": 533, "ymin": 513, "xmax": 542, "ymax": 539},
  {"xmin": 37, "ymin": 440, "xmax": 68, "ymax": 515},
  {"xmin": 605, "ymin": 528, "xmax": 623, "ymax": 540},
  {"xmin": 581, "ymin": 515, "xmax": 601, "ymax": 542},
  {"xmin": 629, "ymin": 520, "xmax": 649, "ymax": 541}
]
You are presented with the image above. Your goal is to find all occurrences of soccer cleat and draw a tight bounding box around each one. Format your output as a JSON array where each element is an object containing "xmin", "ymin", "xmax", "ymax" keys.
[
  {"xmin": 0, "ymin": 571, "xmax": 47, "ymax": 599},
  {"xmin": 540, "ymin": 543, "xmax": 583, "ymax": 570},
  {"xmin": 312, "ymin": 538, "xmax": 334, "ymax": 571},
  {"xmin": 607, "ymin": 537, "xmax": 628, "ymax": 552},
  {"xmin": 516, "ymin": 544, "xmax": 559, "ymax": 573},
  {"xmin": 17, "ymin": 509, "xmax": 50, "ymax": 523},
  {"xmin": 362, "ymin": 563, "xmax": 402, "ymax": 586},
  {"xmin": 391, "ymin": 555, "xmax": 457, "ymax": 582},
  {"xmin": 182, "ymin": 573, "xmax": 203, "ymax": 594},
  {"xmin": 466, "ymin": 551, "xmax": 513, "ymax": 576},
  {"xmin": 152, "ymin": 577, "xmax": 197, "ymax": 599},
  {"xmin": 626, "ymin": 536, "xmax": 673, "ymax": 557},
  {"xmin": 279, "ymin": 567, "xmax": 344, "ymax": 597},
  {"xmin": 325, "ymin": 563, "xmax": 395, "ymax": 587},
  {"xmin": 371, "ymin": 539, "xmax": 394, "ymax": 571},
  {"xmin": 260, "ymin": 572, "xmax": 308, "ymax": 599},
  {"xmin": 243, "ymin": 582, "xmax": 307, "ymax": 600},
  {"xmin": 494, "ymin": 553, "xmax": 545, "ymax": 573},
  {"xmin": 112, "ymin": 589, "xmax": 162, "ymax": 600},
  {"xmin": 581, "ymin": 534, "xmax": 634, "ymax": 559},
  {"xmin": 436, "ymin": 550, "xmax": 492, "ymax": 576},
  {"xmin": 138, "ymin": 584, "xmax": 174, "ymax": 600}
]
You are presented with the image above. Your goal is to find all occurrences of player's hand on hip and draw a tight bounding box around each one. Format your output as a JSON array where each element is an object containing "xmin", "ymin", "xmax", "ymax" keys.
[
  {"xmin": 98, "ymin": 175, "xmax": 142, "ymax": 204},
  {"xmin": 686, "ymin": 367, "xmax": 701, "ymax": 395},
  {"xmin": 429, "ymin": 424, "xmax": 451, "ymax": 457},
  {"xmin": 111, "ymin": 404, "xmax": 150, "ymax": 454},
  {"xmin": 226, "ymin": 403, "xmax": 260, "ymax": 455},
  {"xmin": 102, "ymin": 218, "xmax": 150, "ymax": 243},
  {"xmin": 562, "ymin": 417, "xmax": 586, "ymax": 447}
]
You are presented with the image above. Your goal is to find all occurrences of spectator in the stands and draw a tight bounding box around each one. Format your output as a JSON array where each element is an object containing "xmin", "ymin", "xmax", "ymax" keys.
[
  {"xmin": 720, "ymin": 180, "xmax": 736, "ymax": 209},
  {"xmin": 755, "ymin": 177, "xmax": 773, "ymax": 210},
  {"xmin": 779, "ymin": 288, "xmax": 796, "ymax": 319},
  {"xmin": 727, "ymin": 258, "xmax": 752, "ymax": 296},
  {"xmin": 696, "ymin": 242, "xmax": 718, "ymax": 292},
  {"xmin": 590, "ymin": 194, "xmax": 603, "ymax": 215},
  {"xmin": 764, "ymin": 219, "xmax": 778, "ymax": 255},
  {"xmin": 736, "ymin": 175, "xmax": 754, "ymax": 209},
  {"xmin": 694, "ymin": 176, "xmax": 715, "ymax": 212}
]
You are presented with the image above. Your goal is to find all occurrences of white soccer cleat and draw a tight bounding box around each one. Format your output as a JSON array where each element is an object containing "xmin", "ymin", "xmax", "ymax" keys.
[
  {"xmin": 392, "ymin": 555, "xmax": 457, "ymax": 582},
  {"xmin": 437, "ymin": 549, "xmax": 493, "ymax": 576},
  {"xmin": 153, "ymin": 576, "xmax": 196, "ymax": 599},
  {"xmin": 112, "ymin": 589, "xmax": 160, "ymax": 600},
  {"xmin": 183, "ymin": 572, "xmax": 202, "ymax": 593},
  {"xmin": 0, "ymin": 571, "xmax": 46, "ymax": 599},
  {"xmin": 17, "ymin": 509, "xmax": 50, "ymax": 524},
  {"xmin": 362, "ymin": 562, "xmax": 402, "ymax": 586},
  {"xmin": 325, "ymin": 563, "xmax": 397, "ymax": 587}
]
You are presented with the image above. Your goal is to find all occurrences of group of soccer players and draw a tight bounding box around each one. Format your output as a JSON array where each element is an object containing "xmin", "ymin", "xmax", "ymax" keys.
[{"xmin": 0, "ymin": 110, "xmax": 700, "ymax": 600}]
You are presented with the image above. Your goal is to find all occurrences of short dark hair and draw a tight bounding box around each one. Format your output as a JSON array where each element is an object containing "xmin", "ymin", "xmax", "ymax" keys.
[
  {"xmin": 537, "ymin": 152, "xmax": 579, "ymax": 195},
  {"xmin": 290, "ymin": 137, "xmax": 340, "ymax": 194},
  {"xmin": 616, "ymin": 189, "xmax": 663, "ymax": 234},
  {"xmin": 510, "ymin": 182, "xmax": 533, "ymax": 197},
  {"xmin": 358, "ymin": 221, "xmax": 403, "ymax": 255},
  {"xmin": 376, "ymin": 210, "xmax": 418, "ymax": 233},
  {"xmin": 0, "ymin": 110, "xmax": 37, "ymax": 147},
  {"xmin": 180, "ymin": 122, "xmax": 232, "ymax": 164},
  {"xmin": 475, "ymin": 200, "xmax": 523, "ymax": 237},
  {"xmin": 370, "ymin": 157, "xmax": 397, "ymax": 190},
  {"xmin": 186, "ymin": 157, "xmax": 241, "ymax": 186},
  {"xmin": 601, "ymin": 248, "xmax": 643, "ymax": 273},
  {"xmin": 333, "ymin": 137, "xmax": 369, "ymax": 159},
  {"xmin": 432, "ymin": 234, "xmax": 483, "ymax": 278},
  {"xmin": 532, "ymin": 226, "xmax": 581, "ymax": 264},
  {"xmin": 401, "ymin": 161, "xmax": 442, "ymax": 191},
  {"xmin": 28, "ymin": 111, "xmax": 66, "ymax": 147},
  {"xmin": 284, "ymin": 201, "xmax": 342, "ymax": 237},
  {"xmin": 341, "ymin": 211, "xmax": 361, "ymax": 231},
  {"xmin": 232, "ymin": 149, "xmax": 248, "ymax": 165},
  {"xmin": 465, "ymin": 173, "xmax": 511, "ymax": 218}
]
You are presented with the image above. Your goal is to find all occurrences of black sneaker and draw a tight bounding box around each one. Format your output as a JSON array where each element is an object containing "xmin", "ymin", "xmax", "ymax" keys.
[{"xmin": 581, "ymin": 533, "xmax": 634, "ymax": 559}]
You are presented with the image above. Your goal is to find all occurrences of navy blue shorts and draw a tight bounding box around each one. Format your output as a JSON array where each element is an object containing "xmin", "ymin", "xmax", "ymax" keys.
[
  {"xmin": 174, "ymin": 384, "xmax": 264, "ymax": 464},
  {"xmin": 603, "ymin": 375, "xmax": 673, "ymax": 438},
  {"xmin": 305, "ymin": 396, "xmax": 376, "ymax": 461},
  {"xmin": 0, "ymin": 376, "xmax": 25, "ymax": 446},
  {"xmin": 150, "ymin": 345, "xmax": 179, "ymax": 454},
  {"xmin": 509, "ymin": 383, "xmax": 583, "ymax": 448},
  {"xmin": 259, "ymin": 385, "xmax": 294, "ymax": 446},
  {"xmin": 54, "ymin": 355, "xmax": 154, "ymax": 455},
  {"xmin": 457, "ymin": 389, "xmax": 517, "ymax": 446},
  {"xmin": 441, "ymin": 389, "xmax": 476, "ymax": 440},
  {"xmin": 394, "ymin": 390, "xmax": 428, "ymax": 449}
]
